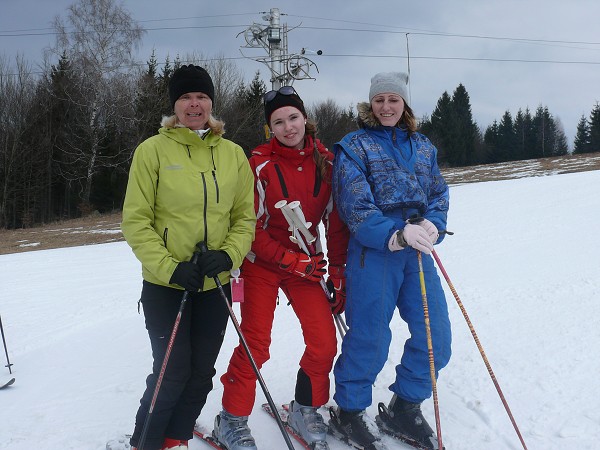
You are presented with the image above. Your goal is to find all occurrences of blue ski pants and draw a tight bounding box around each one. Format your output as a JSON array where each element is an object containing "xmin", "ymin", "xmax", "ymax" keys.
[{"xmin": 333, "ymin": 240, "xmax": 451, "ymax": 411}]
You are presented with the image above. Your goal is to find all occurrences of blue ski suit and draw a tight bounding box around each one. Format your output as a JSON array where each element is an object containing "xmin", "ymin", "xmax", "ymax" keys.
[{"xmin": 332, "ymin": 105, "xmax": 451, "ymax": 410}]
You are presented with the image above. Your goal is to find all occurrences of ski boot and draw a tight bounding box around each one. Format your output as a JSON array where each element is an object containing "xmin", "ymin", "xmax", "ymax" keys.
[
  {"xmin": 328, "ymin": 407, "xmax": 387, "ymax": 449},
  {"xmin": 213, "ymin": 409, "xmax": 258, "ymax": 450},
  {"xmin": 287, "ymin": 400, "xmax": 329, "ymax": 449},
  {"xmin": 376, "ymin": 394, "xmax": 444, "ymax": 449}
]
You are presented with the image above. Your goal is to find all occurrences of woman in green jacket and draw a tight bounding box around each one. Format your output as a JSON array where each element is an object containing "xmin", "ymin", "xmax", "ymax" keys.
[{"xmin": 121, "ymin": 65, "xmax": 256, "ymax": 450}]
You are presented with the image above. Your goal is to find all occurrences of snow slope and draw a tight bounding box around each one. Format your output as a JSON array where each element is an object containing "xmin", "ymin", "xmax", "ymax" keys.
[{"xmin": 1, "ymin": 170, "xmax": 599, "ymax": 450}]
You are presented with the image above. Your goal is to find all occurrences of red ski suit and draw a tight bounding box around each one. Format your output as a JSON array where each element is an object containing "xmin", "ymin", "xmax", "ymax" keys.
[{"xmin": 221, "ymin": 135, "xmax": 349, "ymax": 415}]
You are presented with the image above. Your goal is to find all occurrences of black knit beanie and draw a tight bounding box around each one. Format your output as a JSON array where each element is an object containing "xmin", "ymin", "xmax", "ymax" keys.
[
  {"xmin": 169, "ymin": 65, "xmax": 214, "ymax": 110},
  {"xmin": 264, "ymin": 91, "xmax": 306, "ymax": 124}
]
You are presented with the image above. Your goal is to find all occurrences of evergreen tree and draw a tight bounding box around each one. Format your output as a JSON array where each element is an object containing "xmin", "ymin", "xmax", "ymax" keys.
[
  {"xmin": 511, "ymin": 108, "xmax": 536, "ymax": 160},
  {"xmin": 531, "ymin": 106, "xmax": 568, "ymax": 157},
  {"xmin": 426, "ymin": 85, "xmax": 479, "ymax": 167},
  {"xmin": 496, "ymin": 110, "xmax": 516, "ymax": 162},
  {"xmin": 589, "ymin": 103, "xmax": 600, "ymax": 153},
  {"xmin": 483, "ymin": 120, "xmax": 500, "ymax": 163},
  {"xmin": 573, "ymin": 114, "xmax": 591, "ymax": 154},
  {"xmin": 450, "ymin": 84, "xmax": 477, "ymax": 166},
  {"xmin": 522, "ymin": 108, "xmax": 537, "ymax": 159},
  {"xmin": 551, "ymin": 118, "xmax": 569, "ymax": 156},
  {"xmin": 46, "ymin": 53, "xmax": 79, "ymax": 219},
  {"xmin": 428, "ymin": 91, "xmax": 453, "ymax": 166},
  {"xmin": 532, "ymin": 106, "xmax": 559, "ymax": 158},
  {"xmin": 134, "ymin": 52, "xmax": 169, "ymax": 147}
]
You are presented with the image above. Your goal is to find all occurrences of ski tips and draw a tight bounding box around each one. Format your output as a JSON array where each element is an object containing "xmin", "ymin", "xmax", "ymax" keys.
[{"xmin": 0, "ymin": 377, "xmax": 15, "ymax": 389}]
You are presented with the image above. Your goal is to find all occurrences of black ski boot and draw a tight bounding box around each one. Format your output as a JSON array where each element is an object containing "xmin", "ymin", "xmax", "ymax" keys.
[
  {"xmin": 328, "ymin": 407, "xmax": 387, "ymax": 450},
  {"xmin": 375, "ymin": 395, "xmax": 444, "ymax": 450}
]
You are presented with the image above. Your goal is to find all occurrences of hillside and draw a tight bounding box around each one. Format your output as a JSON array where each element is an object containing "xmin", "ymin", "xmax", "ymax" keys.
[
  {"xmin": 1, "ymin": 152, "xmax": 599, "ymax": 255},
  {"xmin": 2, "ymin": 168, "xmax": 599, "ymax": 449}
]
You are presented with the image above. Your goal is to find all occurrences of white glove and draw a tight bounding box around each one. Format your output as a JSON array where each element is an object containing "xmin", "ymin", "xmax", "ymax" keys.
[
  {"xmin": 391, "ymin": 223, "xmax": 433, "ymax": 254},
  {"xmin": 418, "ymin": 218, "xmax": 439, "ymax": 245}
]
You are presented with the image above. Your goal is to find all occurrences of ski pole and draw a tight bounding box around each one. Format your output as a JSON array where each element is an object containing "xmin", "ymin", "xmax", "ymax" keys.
[
  {"xmin": 334, "ymin": 314, "xmax": 348, "ymax": 337},
  {"xmin": 276, "ymin": 200, "xmax": 348, "ymax": 337},
  {"xmin": 281, "ymin": 201, "xmax": 338, "ymax": 296},
  {"xmin": 198, "ymin": 242, "xmax": 295, "ymax": 450},
  {"xmin": 0, "ymin": 315, "xmax": 13, "ymax": 374},
  {"xmin": 287, "ymin": 202, "xmax": 349, "ymax": 336},
  {"xmin": 431, "ymin": 249, "xmax": 528, "ymax": 450},
  {"xmin": 416, "ymin": 251, "xmax": 444, "ymax": 450},
  {"xmin": 137, "ymin": 248, "xmax": 201, "ymax": 450}
]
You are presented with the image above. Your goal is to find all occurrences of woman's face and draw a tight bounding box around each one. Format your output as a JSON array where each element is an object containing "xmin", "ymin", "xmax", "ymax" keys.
[
  {"xmin": 269, "ymin": 106, "xmax": 306, "ymax": 149},
  {"xmin": 174, "ymin": 92, "xmax": 212, "ymax": 130},
  {"xmin": 371, "ymin": 93, "xmax": 405, "ymax": 127}
]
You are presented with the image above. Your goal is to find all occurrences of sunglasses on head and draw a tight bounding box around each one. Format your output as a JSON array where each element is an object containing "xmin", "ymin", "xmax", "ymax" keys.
[{"xmin": 263, "ymin": 86, "xmax": 298, "ymax": 104}]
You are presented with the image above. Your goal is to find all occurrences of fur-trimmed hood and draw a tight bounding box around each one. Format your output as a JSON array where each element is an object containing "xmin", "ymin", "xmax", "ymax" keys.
[{"xmin": 356, "ymin": 102, "xmax": 381, "ymax": 128}]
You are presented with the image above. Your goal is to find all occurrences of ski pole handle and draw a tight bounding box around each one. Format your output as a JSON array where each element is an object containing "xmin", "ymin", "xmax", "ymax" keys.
[
  {"xmin": 276, "ymin": 200, "xmax": 315, "ymax": 244},
  {"xmin": 286, "ymin": 201, "xmax": 316, "ymax": 244},
  {"xmin": 275, "ymin": 201, "xmax": 298, "ymax": 236},
  {"xmin": 276, "ymin": 200, "xmax": 317, "ymax": 249}
]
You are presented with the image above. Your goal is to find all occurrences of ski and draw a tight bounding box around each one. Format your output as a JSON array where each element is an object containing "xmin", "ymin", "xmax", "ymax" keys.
[
  {"xmin": 327, "ymin": 406, "xmax": 388, "ymax": 450},
  {"xmin": 375, "ymin": 403, "xmax": 445, "ymax": 450},
  {"xmin": 262, "ymin": 402, "xmax": 329, "ymax": 450},
  {"xmin": 0, "ymin": 377, "xmax": 15, "ymax": 389},
  {"xmin": 193, "ymin": 425, "xmax": 227, "ymax": 449}
]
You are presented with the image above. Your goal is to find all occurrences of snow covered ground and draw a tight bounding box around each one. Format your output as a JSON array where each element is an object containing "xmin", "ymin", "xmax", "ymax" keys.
[{"xmin": 1, "ymin": 170, "xmax": 599, "ymax": 450}]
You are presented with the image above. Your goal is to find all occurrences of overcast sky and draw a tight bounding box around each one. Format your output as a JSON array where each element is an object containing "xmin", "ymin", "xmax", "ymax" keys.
[{"xmin": 1, "ymin": 0, "xmax": 599, "ymax": 145}]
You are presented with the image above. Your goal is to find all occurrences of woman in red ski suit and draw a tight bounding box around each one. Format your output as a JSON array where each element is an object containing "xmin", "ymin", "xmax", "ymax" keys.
[{"xmin": 213, "ymin": 87, "xmax": 349, "ymax": 449}]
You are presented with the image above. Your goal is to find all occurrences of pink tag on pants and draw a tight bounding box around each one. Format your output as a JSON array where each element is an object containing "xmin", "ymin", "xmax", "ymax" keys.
[{"xmin": 231, "ymin": 277, "xmax": 244, "ymax": 303}]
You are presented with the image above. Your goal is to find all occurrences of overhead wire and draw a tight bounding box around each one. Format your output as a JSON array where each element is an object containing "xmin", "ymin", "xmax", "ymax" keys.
[{"xmin": 1, "ymin": 10, "xmax": 599, "ymax": 78}]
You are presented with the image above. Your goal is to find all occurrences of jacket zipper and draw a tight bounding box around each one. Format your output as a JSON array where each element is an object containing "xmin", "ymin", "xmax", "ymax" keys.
[
  {"xmin": 200, "ymin": 173, "xmax": 208, "ymax": 243},
  {"xmin": 212, "ymin": 170, "xmax": 219, "ymax": 203},
  {"xmin": 313, "ymin": 164, "xmax": 322, "ymax": 197},
  {"xmin": 210, "ymin": 146, "xmax": 219, "ymax": 203},
  {"xmin": 274, "ymin": 163, "xmax": 289, "ymax": 198},
  {"xmin": 189, "ymin": 143, "xmax": 212, "ymax": 243}
]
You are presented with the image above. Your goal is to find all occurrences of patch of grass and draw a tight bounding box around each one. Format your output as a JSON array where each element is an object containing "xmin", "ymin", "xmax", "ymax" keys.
[
  {"xmin": 1, "ymin": 152, "xmax": 599, "ymax": 255},
  {"xmin": 0, "ymin": 211, "xmax": 123, "ymax": 255}
]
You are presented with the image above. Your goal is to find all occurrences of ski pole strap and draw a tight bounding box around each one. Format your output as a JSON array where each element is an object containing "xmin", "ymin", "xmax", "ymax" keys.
[{"xmin": 408, "ymin": 214, "xmax": 454, "ymax": 237}]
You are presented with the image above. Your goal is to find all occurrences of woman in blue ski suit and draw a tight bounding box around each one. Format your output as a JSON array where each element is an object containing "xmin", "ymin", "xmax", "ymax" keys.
[{"xmin": 329, "ymin": 72, "xmax": 450, "ymax": 450}]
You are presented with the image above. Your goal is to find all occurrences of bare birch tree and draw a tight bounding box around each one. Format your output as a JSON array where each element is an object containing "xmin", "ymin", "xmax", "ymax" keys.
[{"xmin": 51, "ymin": 0, "xmax": 144, "ymax": 208}]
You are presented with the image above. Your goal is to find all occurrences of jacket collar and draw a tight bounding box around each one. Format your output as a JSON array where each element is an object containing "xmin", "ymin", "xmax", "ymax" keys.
[{"xmin": 159, "ymin": 125, "xmax": 221, "ymax": 147}]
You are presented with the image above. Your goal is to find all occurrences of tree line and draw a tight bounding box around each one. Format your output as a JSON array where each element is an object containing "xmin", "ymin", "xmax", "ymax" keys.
[{"xmin": 1, "ymin": 0, "xmax": 599, "ymax": 230}]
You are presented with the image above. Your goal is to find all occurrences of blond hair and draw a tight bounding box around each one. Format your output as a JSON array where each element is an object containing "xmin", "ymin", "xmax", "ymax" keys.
[{"xmin": 161, "ymin": 114, "xmax": 225, "ymax": 136}]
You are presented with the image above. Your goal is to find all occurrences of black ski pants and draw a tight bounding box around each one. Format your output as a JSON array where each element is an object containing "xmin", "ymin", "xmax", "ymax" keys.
[{"xmin": 130, "ymin": 280, "xmax": 231, "ymax": 450}]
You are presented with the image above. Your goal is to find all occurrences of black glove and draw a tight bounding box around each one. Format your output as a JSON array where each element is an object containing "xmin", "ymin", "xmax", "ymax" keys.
[
  {"xmin": 197, "ymin": 250, "xmax": 233, "ymax": 278},
  {"xmin": 169, "ymin": 261, "xmax": 204, "ymax": 292},
  {"xmin": 326, "ymin": 265, "xmax": 346, "ymax": 315}
]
